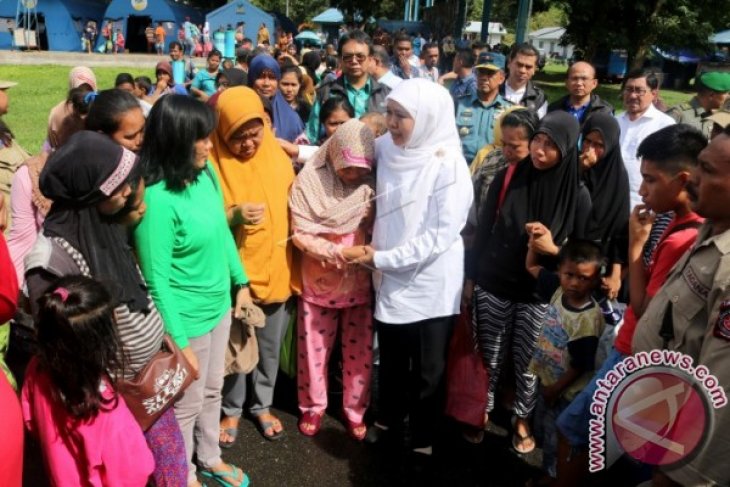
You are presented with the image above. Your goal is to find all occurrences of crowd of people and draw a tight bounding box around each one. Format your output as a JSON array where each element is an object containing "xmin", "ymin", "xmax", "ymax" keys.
[{"xmin": 1, "ymin": 24, "xmax": 730, "ymax": 487}]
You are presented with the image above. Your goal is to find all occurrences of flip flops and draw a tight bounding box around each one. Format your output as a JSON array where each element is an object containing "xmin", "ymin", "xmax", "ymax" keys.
[
  {"xmin": 511, "ymin": 416, "xmax": 536, "ymax": 454},
  {"xmin": 199, "ymin": 464, "xmax": 250, "ymax": 487},
  {"xmin": 254, "ymin": 413, "xmax": 286, "ymax": 441},
  {"xmin": 218, "ymin": 427, "xmax": 238, "ymax": 449}
]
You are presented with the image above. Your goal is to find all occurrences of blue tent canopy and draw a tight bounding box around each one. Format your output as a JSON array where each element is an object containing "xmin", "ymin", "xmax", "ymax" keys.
[
  {"xmin": 97, "ymin": 0, "xmax": 203, "ymax": 52},
  {"xmin": 312, "ymin": 8, "xmax": 343, "ymax": 24},
  {"xmin": 205, "ymin": 0, "xmax": 273, "ymax": 44},
  {"xmin": 711, "ymin": 30, "xmax": 730, "ymax": 44},
  {"xmin": 0, "ymin": 0, "xmax": 106, "ymax": 51}
]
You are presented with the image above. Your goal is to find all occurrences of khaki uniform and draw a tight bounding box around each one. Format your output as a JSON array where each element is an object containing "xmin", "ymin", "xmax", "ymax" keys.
[
  {"xmin": 666, "ymin": 97, "xmax": 715, "ymax": 139},
  {"xmin": 633, "ymin": 222, "xmax": 730, "ymax": 487}
]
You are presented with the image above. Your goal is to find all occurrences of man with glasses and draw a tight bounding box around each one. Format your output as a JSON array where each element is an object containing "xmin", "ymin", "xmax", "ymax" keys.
[
  {"xmin": 617, "ymin": 69, "xmax": 675, "ymax": 210},
  {"xmin": 547, "ymin": 61, "xmax": 613, "ymax": 125},
  {"xmin": 455, "ymin": 52, "xmax": 513, "ymax": 164},
  {"xmin": 306, "ymin": 30, "xmax": 391, "ymax": 142}
]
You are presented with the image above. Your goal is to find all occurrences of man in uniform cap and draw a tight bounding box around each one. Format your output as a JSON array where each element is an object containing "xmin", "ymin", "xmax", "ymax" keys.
[
  {"xmin": 455, "ymin": 51, "xmax": 513, "ymax": 164},
  {"xmin": 666, "ymin": 71, "xmax": 730, "ymax": 139}
]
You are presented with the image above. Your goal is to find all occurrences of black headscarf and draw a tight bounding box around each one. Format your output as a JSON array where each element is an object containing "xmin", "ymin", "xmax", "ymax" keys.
[
  {"xmin": 40, "ymin": 131, "xmax": 150, "ymax": 312},
  {"xmin": 474, "ymin": 111, "xmax": 580, "ymax": 301},
  {"xmin": 497, "ymin": 110, "xmax": 580, "ymax": 246},
  {"xmin": 581, "ymin": 113, "xmax": 630, "ymax": 262}
]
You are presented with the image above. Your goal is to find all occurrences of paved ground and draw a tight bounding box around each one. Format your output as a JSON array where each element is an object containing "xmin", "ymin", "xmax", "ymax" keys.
[
  {"xmin": 0, "ymin": 49, "xmax": 177, "ymax": 68},
  {"xmin": 23, "ymin": 371, "xmax": 550, "ymax": 487}
]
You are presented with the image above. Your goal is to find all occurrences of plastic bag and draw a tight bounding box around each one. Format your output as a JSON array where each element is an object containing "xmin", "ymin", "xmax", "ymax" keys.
[{"xmin": 444, "ymin": 308, "xmax": 489, "ymax": 428}]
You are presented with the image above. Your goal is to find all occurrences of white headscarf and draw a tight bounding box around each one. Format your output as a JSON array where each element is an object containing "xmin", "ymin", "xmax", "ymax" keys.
[
  {"xmin": 375, "ymin": 78, "xmax": 463, "ymax": 171},
  {"xmin": 373, "ymin": 78, "xmax": 468, "ymax": 250}
]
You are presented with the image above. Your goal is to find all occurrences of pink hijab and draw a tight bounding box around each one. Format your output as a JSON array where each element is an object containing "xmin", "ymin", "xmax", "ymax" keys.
[{"xmin": 289, "ymin": 119, "xmax": 375, "ymax": 236}]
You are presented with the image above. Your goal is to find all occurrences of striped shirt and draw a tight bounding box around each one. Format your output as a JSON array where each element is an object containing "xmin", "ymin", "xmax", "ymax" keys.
[{"xmin": 25, "ymin": 234, "xmax": 164, "ymax": 379}]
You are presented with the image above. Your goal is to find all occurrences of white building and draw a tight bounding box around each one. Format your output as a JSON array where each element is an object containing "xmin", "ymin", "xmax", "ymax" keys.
[
  {"xmin": 528, "ymin": 26, "xmax": 575, "ymax": 59},
  {"xmin": 463, "ymin": 21, "xmax": 507, "ymax": 46}
]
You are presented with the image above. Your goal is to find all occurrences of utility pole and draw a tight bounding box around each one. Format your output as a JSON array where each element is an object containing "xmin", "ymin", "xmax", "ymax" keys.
[
  {"xmin": 479, "ymin": 0, "xmax": 492, "ymax": 43},
  {"xmin": 454, "ymin": 0, "xmax": 466, "ymax": 39},
  {"xmin": 515, "ymin": 0, "xmax": 532, "ymax": 44}
]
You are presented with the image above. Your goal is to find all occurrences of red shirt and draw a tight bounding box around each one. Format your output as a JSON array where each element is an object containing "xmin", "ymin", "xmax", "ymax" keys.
[{"xmin": 614, "ymin": 212, "xmax": 703, "ymax": 355}]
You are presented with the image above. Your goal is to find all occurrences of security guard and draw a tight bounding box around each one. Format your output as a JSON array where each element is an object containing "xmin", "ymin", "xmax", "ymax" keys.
[
  {"xmin": 455, "ymin": 52, "xmax": 513, "ymax": 164},
  {"xmin": 666, "ymin": 71, "xmax": 730, "ymax": 139},
  {"xmin": 632, "ymin": 130, "xmax": 730, "ymax": 487}
]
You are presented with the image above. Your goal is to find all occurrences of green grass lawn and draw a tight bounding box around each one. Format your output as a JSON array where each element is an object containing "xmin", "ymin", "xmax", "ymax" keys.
[
  {"xmin": 2, "ymin": 63, "xmax": 696, "ymax": 153},
  {"xmin": 3, "ymin": 65, "xmax": 152, "ymax": 151},
  {"xmin": 535, "ymin": 62, "xmax": 694, "ymax": 111}
]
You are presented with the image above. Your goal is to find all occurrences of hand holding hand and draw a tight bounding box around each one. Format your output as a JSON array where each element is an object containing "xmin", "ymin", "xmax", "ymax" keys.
[
  {"xmin": 526, "ymin": 222, "xmax": 559, "ymax": 256},
  {"xmin": 348, "ymin": 245, "xmax": 375, "ymax": 266}
]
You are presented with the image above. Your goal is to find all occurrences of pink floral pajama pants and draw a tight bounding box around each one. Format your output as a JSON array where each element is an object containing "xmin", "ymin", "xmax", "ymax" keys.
[{"xmin": 297, "ymin": 299, "xmax": 373, "ymax": 423}]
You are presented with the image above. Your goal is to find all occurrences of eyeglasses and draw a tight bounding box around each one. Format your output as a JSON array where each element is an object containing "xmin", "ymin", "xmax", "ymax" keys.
[
  {"xmin": 623, "ymin": 87, "xmax": 650, "ymax": 96},
  {"xmin": 342, "ymin": 53, "xmax": 368, "ymax": 63}
]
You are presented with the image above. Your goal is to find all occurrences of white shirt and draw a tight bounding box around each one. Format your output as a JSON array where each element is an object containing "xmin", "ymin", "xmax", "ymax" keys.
[
  {"xmin": 616, "ymin": 104, "xmax": 676, "ymax": 209},
  {"xmin": 503, "ymin": 82, "xmax": 548, "ymax": 118},
  {"xmin": 371, "ymin": 152, "xmax": 473, "ymax": 324},
  {"xmin": 377, "ymin": 70, "xmax": 403, "ymax": 90},
  {"xmin": 422, "ymin": 66, "xmax": 439, "ymax": 83}
]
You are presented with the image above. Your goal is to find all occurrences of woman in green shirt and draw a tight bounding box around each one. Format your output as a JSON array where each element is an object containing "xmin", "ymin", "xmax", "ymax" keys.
[{"xmin": 135, "ymin": 95, "xmax": 252, "ymax": 487}]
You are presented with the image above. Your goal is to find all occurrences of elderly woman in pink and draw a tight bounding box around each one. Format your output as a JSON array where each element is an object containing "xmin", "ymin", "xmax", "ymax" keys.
[{"xmin": 288, "ymin": 119, "xmax": 375, "ymax": 441}]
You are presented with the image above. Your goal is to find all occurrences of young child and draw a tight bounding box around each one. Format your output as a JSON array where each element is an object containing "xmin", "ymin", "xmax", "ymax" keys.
[
  {"xmin": 525, "ymin": 239, "xmax": 606, "ymax": 484},
  {"xmin": 21, "ymin": 276, "xmax": 155, "ymax": 486},
  {"xmin": 288, "ymin": 119, "xmax": 375, "ymax": 441},
  {"xmin": 114, "ymin": 29, "xmax": 125, "ymax": 54},
  {"xmin": 360, "ymin": 112, "xmax": 387, "ymax": 138},
  {"xmin": 133, "ymin": 76, "xmax": 152, "ymax": 100},
  {"xmin": 554, "ymin": 124, "xmax": 707, "ymax": 486}
]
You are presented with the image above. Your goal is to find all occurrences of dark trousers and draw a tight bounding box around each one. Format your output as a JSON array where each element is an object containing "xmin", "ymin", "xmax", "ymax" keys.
[{"xmin": 376, "ymin": 315, "xmax": 454, "ymax": 449}]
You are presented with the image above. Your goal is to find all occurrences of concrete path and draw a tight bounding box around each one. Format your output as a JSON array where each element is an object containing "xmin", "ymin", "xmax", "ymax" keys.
[{"xmin": 0, "ymin": 49, "xmax": 177, "ymax": 68}]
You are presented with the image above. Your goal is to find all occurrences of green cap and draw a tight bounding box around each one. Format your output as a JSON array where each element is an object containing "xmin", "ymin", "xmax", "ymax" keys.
[{"xmin": 700, "ymin": 72, "xmax": 730, "ymax": 93}]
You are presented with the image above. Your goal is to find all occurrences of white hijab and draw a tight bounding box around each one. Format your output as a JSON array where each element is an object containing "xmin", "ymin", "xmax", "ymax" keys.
[
  {"xmin": 373, "ymin": 79, "xmax": 466, "ymax": 249},
  {"xmin": 376, "ymin": 78, "xmax": 463, "ymax": 171}
]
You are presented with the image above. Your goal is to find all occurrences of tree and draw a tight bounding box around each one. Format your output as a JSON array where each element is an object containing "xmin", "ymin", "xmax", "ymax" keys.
[
  {"xmin": 552, "ymin": 0, "xmax": 730, "ymax": 68},
  {"xmin": 329, "ymin": 0, "xmax": 402, "ymax": 23}
]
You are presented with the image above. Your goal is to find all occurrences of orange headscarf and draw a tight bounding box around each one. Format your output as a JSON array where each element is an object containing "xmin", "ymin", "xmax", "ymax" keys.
[{"xmin": 209, "ymin": 86, "xmax": 299, "ymax": 303}]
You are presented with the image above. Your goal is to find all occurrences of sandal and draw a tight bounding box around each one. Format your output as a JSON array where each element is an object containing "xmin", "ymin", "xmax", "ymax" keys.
[
  {"xmin": 253, "ymin": 413, "xmax": 285, "ymax": 441},
  {"xmin": 199, "ymin": 464, "xmax": 250, "ymax": 487},
  {"xmin": 344, "ymin": 418, "xmax": 367, "ymax": 441},
  {"xmin": 511, "ymin": 416, "xmax": 535, "ymax": 454},
  {"xmin": 218, "ymin": 427, "xmax": 238, "ymax": 449},
  {"xmin": 461, "ymin": 425, "xmax": 485, "ymax": 444},
  {"xmin": 298, "ymin": 411, "xmax": 323, "ymax": 437}
]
